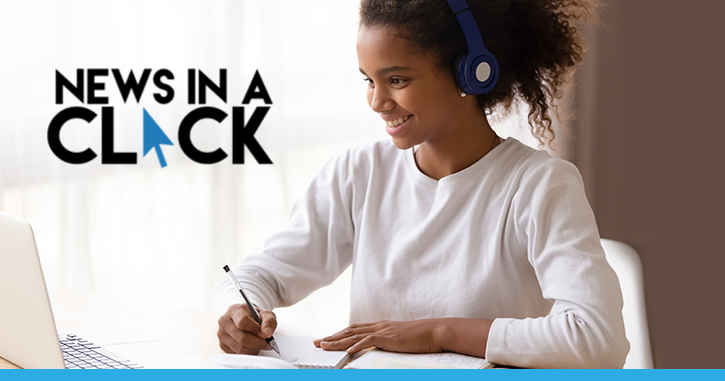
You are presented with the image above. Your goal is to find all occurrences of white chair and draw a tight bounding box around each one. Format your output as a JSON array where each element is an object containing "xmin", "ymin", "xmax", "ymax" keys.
[{"xmin": 600, "ymin": 239, "xmax": 654, "ymax": 369}]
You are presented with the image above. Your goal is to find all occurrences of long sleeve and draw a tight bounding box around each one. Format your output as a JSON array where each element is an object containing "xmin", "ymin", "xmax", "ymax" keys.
[
  {"xmin": 485, "ymin": 157, "xmax": 630, "ymax": 368},
  {"xmin": 211, "ymin": 152, "xmax": 355, "ymax": 318}
]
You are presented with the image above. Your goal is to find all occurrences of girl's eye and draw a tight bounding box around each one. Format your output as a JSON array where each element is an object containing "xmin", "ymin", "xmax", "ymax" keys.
[{"xmin": 362, "ymin": 76, "xmax": 407, "ymax": 87}]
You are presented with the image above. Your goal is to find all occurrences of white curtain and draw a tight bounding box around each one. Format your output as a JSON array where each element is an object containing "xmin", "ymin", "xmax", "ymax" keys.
[{"xmin": 0, "ymin": 0, "xmax": 539, "ymax": 329}]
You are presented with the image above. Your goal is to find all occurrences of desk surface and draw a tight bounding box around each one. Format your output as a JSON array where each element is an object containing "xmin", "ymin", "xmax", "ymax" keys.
[
  {"xmin": 1, "ymin": 290, "xmax": 499, "ymax": 370},
  {"xmin": 1, "ymin": 290, "xmax": 334, "ymax": 369},
  {"xmin": 0, "ymin": 290, "xmax": 222, "ymax": 369}
]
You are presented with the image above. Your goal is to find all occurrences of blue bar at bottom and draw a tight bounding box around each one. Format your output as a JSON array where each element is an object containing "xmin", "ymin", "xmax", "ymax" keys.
[{"xmin": 1, "ymin": 369, "xmax": 725, "ymax": 381}]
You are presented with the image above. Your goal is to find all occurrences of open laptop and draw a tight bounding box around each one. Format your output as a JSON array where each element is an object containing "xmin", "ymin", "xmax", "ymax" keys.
[{"xmin": 0, "ymin": 211, "xmax": 141, "ymax": 369}]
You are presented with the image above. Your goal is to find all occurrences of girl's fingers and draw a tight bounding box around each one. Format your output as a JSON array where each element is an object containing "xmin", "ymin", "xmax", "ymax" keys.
[
  {"xmin": 348, "ymin": 335, "xmax": 377, "ymax": 353},
  {"xmin": 319, "ymin": 333, "xmax": 369, "ymax": 351},
  {"xmin": 259, "ymin": 309, "xmax": 277, "ymax": 337},
  {"xmin": 321, "ymin": 322, "xmax": 379, "ymax": 341}
]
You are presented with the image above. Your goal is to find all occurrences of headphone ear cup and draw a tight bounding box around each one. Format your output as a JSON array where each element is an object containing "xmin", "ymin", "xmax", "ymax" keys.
[
  {"xmin": 453, "ymin": 53, "xmax": 468, "ymax": 93},
  {"xmin": 458, "ymin": 54, "xmax": 499, "ymax": 95}
]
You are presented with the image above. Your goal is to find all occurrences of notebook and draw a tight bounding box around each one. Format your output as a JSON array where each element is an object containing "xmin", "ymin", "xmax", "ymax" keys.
[
  {"xmin": 345, "ymin": 348, "xmax": 493, "ymax": 369},
  {"xmin": 259, "ymin": 335, "xmax": 351, "ymax": 369},
  {"xmin": 202, "ymin": 353, "xmax": 298, "ymax": 369},
  {"xmin": 202, "ymin": 335, "xmax": 350, "ymax": 369},
  {"xmin": 0, "ymin": 211, "xmax": 142, "ymax": 369}
]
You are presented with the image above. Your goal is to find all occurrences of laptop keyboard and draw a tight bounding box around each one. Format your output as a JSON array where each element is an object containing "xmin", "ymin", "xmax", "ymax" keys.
[{"xmin": 59, "ymin": 334, "xmax": 143, "ymax": 369}]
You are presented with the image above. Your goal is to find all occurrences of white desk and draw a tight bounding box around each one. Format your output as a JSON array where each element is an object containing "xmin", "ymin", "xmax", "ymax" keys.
[
  {"xmin": 0, "ymin": 289, "xmax": 334, "ymax": 369},
  {"xmin": 0, "ymin": 290, "xmax": 222, "ymax": 369}
]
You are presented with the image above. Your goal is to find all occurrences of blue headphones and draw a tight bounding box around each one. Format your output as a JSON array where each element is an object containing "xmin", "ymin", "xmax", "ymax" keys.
[{"xmin": 446, "ymin": 0, "xmax": 499, "ymax": 95}]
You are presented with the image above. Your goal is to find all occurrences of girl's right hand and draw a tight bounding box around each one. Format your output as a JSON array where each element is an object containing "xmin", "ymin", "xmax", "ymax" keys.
[{"xmin": 216, "ymin": 303, "xmax": 278, "ymax": 355}]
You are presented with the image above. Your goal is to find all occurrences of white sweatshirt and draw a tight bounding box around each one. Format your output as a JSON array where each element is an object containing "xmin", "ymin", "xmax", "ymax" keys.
[{"xmin": 212, "ymin": 138, "xmax": 630, "ymax": 368}]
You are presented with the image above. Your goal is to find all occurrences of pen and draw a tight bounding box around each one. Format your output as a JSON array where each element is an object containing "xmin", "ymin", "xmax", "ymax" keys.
[{"xmin": 223, "ymin": 265, "xmax": 281, "ymax": 355}]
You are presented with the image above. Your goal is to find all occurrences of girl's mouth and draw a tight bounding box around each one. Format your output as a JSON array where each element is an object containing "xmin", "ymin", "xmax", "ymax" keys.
[
  {"xmin": 385, "ymin": 115, "xmax": 412, "ymax": 136},
  {"xmin": 386, "ymin": 115, "xmax": 410, "ymax": 127}
]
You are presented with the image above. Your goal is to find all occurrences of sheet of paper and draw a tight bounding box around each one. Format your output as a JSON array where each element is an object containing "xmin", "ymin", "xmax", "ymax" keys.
[
  {"xmin": 104, "ymin": 340, "xmax": 204, "ymax": 369},
  {"xmin": 346, "ymin": 350, "xmax": 491, "ymax": 369},
  {"xmin": 202, "ymin": 354, "xmax": 298, "ymax": 369},
  {"xmin": 258, "ymin": 335, "xmax": 351, "ymax": 369}
]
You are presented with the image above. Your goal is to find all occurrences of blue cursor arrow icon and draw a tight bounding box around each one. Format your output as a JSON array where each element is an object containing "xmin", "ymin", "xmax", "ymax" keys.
[{"xmin": 143, "ymin": 108, "xmax": 173, "ymax": 168}]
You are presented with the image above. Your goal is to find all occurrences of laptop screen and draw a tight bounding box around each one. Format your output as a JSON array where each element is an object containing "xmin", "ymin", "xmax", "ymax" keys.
[{"xmin": 0, "ymin": 212, "xmax": 65, "ymax": 369}]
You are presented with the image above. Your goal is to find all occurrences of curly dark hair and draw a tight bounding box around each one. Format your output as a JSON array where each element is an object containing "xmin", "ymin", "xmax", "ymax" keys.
[{"xmin": 359, "ymin": 0, "xmax": 598, "ymax": 146}]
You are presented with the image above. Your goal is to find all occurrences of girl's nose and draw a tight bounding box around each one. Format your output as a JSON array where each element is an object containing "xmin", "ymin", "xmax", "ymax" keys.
[{"xmin": 368, "ymin": 87, "xmax": 395, "ymax": 113}]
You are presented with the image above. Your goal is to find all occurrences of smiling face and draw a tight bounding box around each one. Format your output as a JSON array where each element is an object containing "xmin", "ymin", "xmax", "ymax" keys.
[{"xmin": 356, "ymin": 25, "xmax": 467, "ymax": 150}]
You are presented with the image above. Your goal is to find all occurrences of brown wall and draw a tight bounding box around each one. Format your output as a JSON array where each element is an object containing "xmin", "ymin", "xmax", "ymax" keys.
[{"xmin": 569, "ymin": 0, "xmax": 725, "ymax": 368}]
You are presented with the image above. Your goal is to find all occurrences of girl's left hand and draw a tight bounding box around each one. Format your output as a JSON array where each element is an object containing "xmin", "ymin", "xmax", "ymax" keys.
[{"xmin": 313, "ymin": 319, "xmax": 444, "ymax": 354}]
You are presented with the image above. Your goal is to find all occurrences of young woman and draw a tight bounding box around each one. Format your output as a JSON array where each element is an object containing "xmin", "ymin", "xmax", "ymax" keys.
[{"xmin": 213, "ymin": 0, "xmax": 629, "ymax": 368}]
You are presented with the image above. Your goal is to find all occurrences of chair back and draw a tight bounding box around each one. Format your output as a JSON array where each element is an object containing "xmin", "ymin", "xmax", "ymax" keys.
[{"xmin": 600, "ymin": 239, "xmax": 654, "ymax": 369}]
